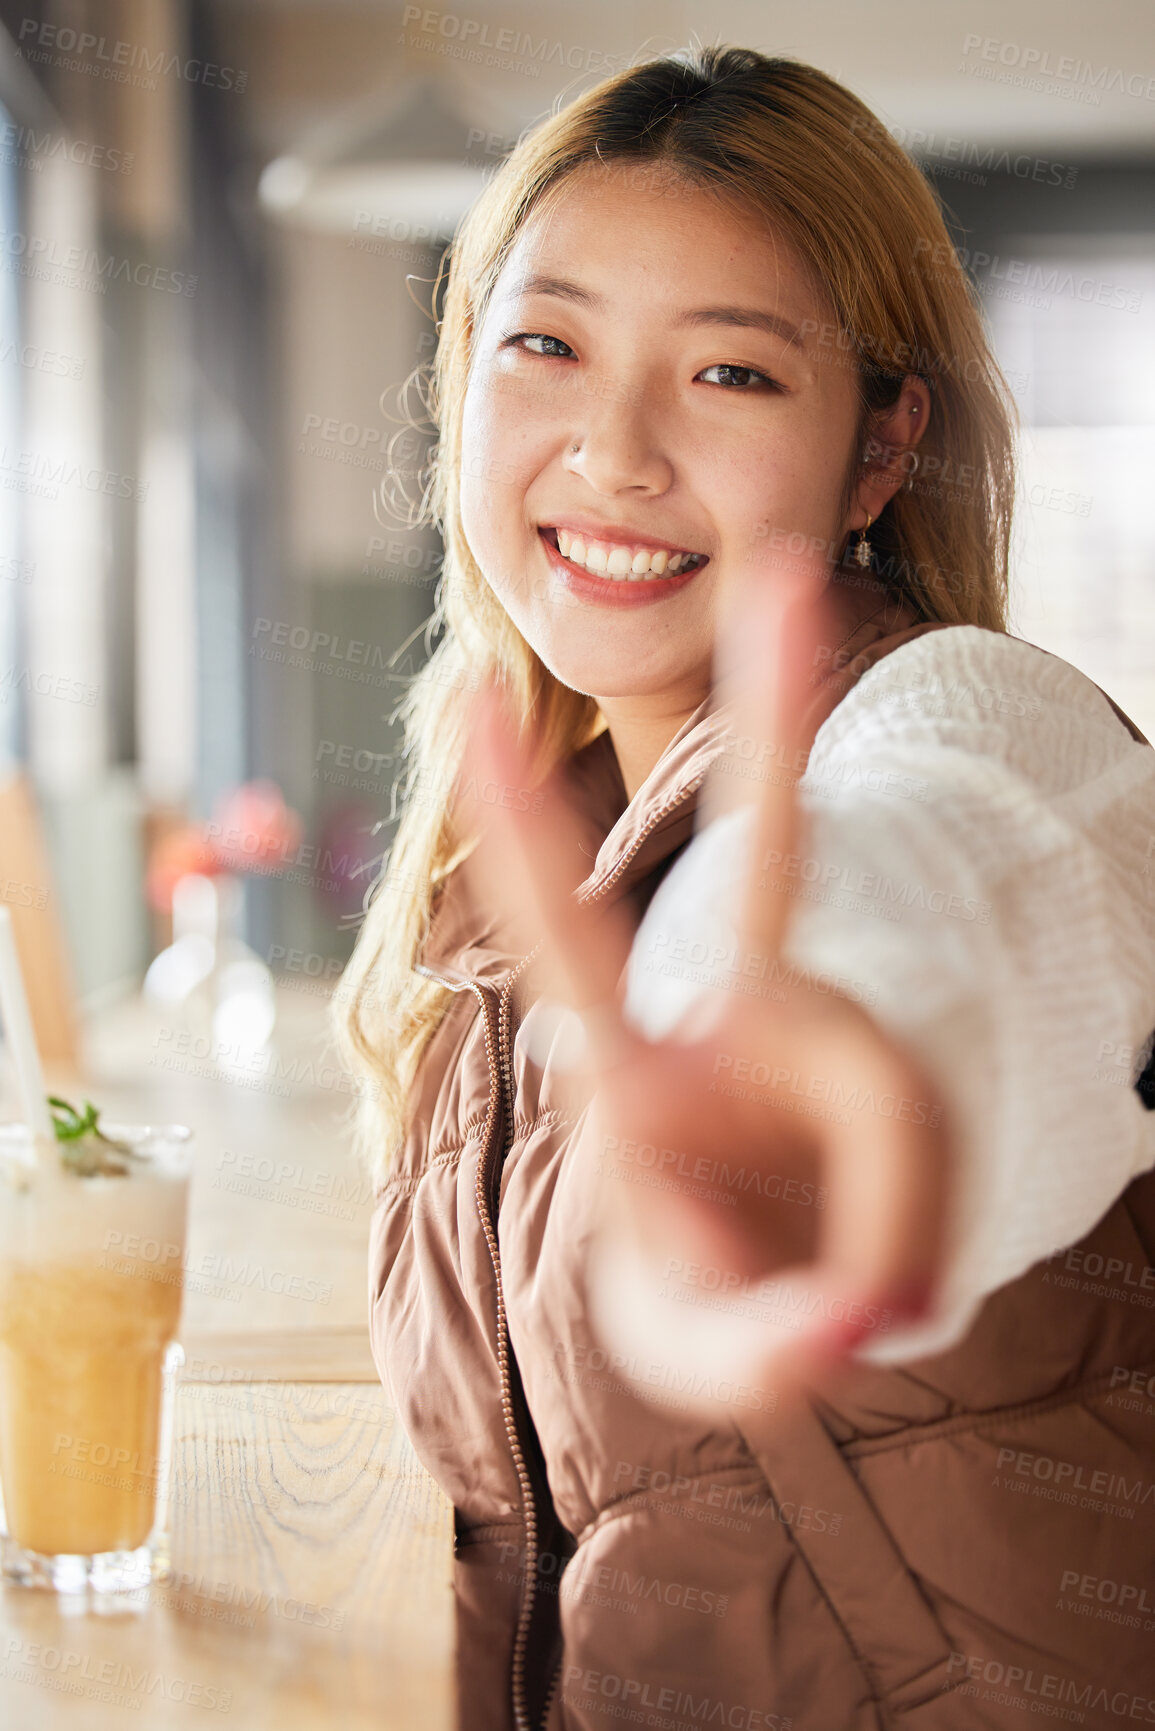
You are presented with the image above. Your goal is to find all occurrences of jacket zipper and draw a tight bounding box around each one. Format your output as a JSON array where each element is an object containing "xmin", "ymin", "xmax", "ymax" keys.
[
  {"xmin": 496, "ymin": 951, "xmax": 540, "ymax": 1731},
  {"xmin": 419, "ymin": 773, "xmax": 708, "ymax": 1731}
]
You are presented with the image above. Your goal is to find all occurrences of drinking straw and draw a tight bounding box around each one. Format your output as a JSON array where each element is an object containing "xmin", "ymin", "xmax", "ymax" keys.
[{"xmin": 0, "ymin": 906, "xmax": 53, "ymax": 1142}]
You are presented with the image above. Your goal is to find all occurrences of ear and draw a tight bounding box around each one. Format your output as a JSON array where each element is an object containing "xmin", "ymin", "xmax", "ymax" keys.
[{"xmin": 847, "ymin": 376, "xmax": 933, "ymax": 531}]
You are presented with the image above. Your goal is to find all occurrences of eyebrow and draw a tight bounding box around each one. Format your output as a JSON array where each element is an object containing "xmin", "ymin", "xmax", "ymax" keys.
[{"xmin": 510, "ymin": 273, "xmax": 804, "ymax": 348}]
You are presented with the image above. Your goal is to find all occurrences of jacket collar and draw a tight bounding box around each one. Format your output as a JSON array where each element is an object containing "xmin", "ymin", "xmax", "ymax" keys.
[
  {"xmin": 572, "ymin": 694, "xmax": 731, "ymax": 903},
  {"xmin": 418, "ymin": 596, "xmax": 931, "ymax": 980},
  {"xmin": 418, "ymin": 691, "xmax": 732, "ymax": 983}
]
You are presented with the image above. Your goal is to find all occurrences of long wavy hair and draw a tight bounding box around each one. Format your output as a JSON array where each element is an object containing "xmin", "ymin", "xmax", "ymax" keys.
[{"xmin": 331, "ymin": 44, "xmax": 1017, "ymax": 1188}]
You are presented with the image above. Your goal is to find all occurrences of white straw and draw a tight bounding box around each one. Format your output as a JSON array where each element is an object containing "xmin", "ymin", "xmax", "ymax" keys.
[{"xmin": 0, "ymin": 907, "xmax": 53, "ymax": 1141}]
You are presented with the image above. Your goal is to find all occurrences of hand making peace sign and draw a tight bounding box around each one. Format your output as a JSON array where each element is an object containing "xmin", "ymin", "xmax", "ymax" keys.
[{"xmin": 459, "ymin": 555, "xmax": 955, "ymax": 1388}]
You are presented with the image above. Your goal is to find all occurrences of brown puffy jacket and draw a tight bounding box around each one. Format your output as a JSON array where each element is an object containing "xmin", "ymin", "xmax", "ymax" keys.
[{"xmin": 367, "ymin": 614, "xmax": 1155, "ymax": 1731}]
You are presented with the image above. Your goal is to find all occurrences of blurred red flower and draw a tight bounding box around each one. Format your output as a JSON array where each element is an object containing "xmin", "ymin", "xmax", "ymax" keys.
[
  {"xmin": 208, "ymin": 780, "xmax": 304, "ymax": 874},
  {"xmin": 146, "ymin": 781, "xmax": 305, "ymax": 910}
]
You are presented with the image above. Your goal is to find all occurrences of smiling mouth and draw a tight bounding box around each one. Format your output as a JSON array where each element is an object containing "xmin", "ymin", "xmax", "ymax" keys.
[{"xmin": 540, "ymin": 526, "xmax": 708, "ymax": 582}]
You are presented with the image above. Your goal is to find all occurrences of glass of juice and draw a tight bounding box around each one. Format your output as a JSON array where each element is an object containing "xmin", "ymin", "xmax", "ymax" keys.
[{"xmin": 0, "ymin": 1119, "xmax": 193, "ymax": 1593}]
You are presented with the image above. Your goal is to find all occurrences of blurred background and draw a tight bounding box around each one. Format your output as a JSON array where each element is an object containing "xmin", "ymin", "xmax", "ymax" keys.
[
  {"xmin": 0, "ymin": 12, "xmax": 1149, "ymax": 1703},
  {"xmin": 0, "ymin": 0, "xmax": 1153, "ymax": 1050}
]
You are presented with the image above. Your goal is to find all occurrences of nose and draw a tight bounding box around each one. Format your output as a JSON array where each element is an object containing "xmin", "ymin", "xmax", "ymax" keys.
[{"xmin": 563, "ymin": 400, "xmax": 674, "ymax": 496}]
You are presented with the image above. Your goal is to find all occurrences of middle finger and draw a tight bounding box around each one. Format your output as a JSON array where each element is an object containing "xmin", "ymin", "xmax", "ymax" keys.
[{"xmin": 460, "ymin": 677, "xmax": 637, "ymax": 1058}]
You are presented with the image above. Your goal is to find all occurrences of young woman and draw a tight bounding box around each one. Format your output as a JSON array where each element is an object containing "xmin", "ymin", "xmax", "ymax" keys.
[{"xmin": 334, "ymin": 47, "xmax": 1155, "ymax": 1731}]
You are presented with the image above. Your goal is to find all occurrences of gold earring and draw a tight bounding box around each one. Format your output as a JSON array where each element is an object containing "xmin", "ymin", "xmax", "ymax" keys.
[{"xmin": 854, "ymin": 513, "xmax": 874, "ymax": 569}]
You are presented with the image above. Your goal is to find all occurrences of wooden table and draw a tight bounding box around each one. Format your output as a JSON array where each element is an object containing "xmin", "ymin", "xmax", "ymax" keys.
[{"xmin": 0, "ymin": 986, "xmax": 455, "ymax": 1728}]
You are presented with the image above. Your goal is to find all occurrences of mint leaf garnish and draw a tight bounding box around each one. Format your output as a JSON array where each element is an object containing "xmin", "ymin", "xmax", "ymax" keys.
[{"xmin": 48, "ymin": 1095, "xmax": 140, "ymax": 1176}]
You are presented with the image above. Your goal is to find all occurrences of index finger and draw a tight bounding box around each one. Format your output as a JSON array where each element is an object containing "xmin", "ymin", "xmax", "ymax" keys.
[{"xmin": 706, "ymin": 552, "xmax": 837, "ymax": 962}]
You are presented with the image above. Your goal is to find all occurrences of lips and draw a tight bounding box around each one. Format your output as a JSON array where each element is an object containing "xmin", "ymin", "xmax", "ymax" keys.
[
  {"xmin": 540, "ymin": 524, "xmax": 709, "ymax": 584},
  {"xmin": 536, "ymin": 526, "xmax": 708, "ymax": 608}
]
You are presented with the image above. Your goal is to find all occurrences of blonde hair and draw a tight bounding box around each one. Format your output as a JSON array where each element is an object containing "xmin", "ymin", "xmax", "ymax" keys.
[{"xmin": 331, "ymin": 45, "xmax": 1017, "ymax": 1187}]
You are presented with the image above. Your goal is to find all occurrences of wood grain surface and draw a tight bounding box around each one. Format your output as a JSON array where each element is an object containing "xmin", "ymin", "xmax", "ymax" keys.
[
  {"xmin": 181, "ymin": 1327, "xmax": 379, "ymax": 1383},
  {"xmin": 0, "ymin": 1379, "xmax": 454, "ymax": 1729}
]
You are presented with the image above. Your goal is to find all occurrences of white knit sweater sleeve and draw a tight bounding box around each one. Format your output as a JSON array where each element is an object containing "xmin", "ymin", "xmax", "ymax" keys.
[{"xmin": 622, "ymin": 626, "xmax": 1155, "ymax": 1363}]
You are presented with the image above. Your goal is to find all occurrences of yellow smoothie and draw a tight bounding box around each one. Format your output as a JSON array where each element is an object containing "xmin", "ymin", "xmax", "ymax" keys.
[{"xmin": 0, "ymin": 1254, "xmax": 183, "ymax": 1556}]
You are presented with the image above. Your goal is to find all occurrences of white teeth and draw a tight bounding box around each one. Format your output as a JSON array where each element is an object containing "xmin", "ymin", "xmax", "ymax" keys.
[{"xmin": 547, "ymin": 528, "xmax": 702, "ymax": 581}]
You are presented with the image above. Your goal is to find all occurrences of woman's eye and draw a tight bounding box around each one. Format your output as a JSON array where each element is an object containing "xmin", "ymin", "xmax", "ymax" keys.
[
  {"xmin": 505, "ymin": 332, "xmax": 575, "ymax": 358},
  {"xmin": 698, "ymin": 363, "xmax": 778, "ymax": 390}
]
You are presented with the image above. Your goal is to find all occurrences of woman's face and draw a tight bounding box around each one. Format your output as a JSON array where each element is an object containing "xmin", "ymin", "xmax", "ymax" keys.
[{"xmin": 460, "ymin": 162, "xmax": 870, "ymax": 712}]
